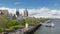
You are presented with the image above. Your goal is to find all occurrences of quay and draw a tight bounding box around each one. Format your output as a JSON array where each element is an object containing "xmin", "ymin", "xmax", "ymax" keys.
[
  {"xmin": 24, "ymin": 23, "xmax": 41, "ymax": 34},
  {"xmin": 2, "ymin": 23, "xmax": 42, "ymax": 34},
  {"xmin": 2, "ymin": 20, "xmax": 52, "ymax": 34}
]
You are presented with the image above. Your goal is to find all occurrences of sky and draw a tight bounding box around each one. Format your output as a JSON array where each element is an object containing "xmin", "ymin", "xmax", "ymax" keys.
[
  {"xmin": 0, "ymin": 0, "xmax": 60, "ymax": 18},
  {"xmin": 0, "ymin": 0, "xmax": 60, "ymax": 9}
]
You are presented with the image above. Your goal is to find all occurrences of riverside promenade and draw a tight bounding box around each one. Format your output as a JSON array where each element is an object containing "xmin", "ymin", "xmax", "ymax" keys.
[{"xmin": 2, "ymin": 23, "xmax": 42, "ymax": 34}]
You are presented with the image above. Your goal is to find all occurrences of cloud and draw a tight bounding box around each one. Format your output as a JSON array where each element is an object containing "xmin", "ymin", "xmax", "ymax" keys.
[
  {"xmin": 28, "ymin": 7, "xmax": 60, "ymax": 18},
  {"xmin": 14, "ymin": 2, "xmax": 23, "ymax": 5},
  {"xmin": 0, "ymin": 7, "xmax": 60, "ymax": 18},
  {"xmin": 0, "ymin": 4, "xmax": 3, "ymax": 5},
  {"xmin": 0, "ymin": 7, "xmax": 9, "ymax": 10},
  {"xmin": 0, "ymin": 3, "xmax": 5, "ymax": 6},
  {"xmin": 54, "ymin": 3, "xmax": 58, "ymax": 7}
]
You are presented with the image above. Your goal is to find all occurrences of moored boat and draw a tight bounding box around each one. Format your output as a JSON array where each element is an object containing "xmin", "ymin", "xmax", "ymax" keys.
[{"xmin": 45, "ymin": 23, "xmax": 54, "ymax": 27}]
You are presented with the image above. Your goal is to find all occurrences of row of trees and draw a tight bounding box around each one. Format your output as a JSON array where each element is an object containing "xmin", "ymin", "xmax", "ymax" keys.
[
  {"xmin": 0, "ymin": 15, "xmax": 48, "ymax": 32},
  {"xmin": 25, "ymin": 17, "xmax": 48, "ymax": 24},
  {"xmin": 0, "ymin": 15, "xmax": 25, "ymax": 32}
]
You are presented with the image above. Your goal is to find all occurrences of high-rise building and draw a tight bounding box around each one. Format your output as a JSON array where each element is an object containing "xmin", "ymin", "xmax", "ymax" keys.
[
  {"xmin": 24, "ymin": 9, "xmax": 28, "ymax": 17},
  {"xmin": 16, "ymin": 9, "xmax": 20, "ymax": 16},
  {"xmin": 15, "ymin": 9, "xmax": 24, "ymax": 20},
  {"xmin": 0, "ymin": 10, "xmax": 8, "ymax": 15}
]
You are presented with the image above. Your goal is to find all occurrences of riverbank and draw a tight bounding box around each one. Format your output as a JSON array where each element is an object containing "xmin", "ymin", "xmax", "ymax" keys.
[
  {"xmin": 24, "ymin": 23, "xmax": 41, "ymax": 34},
  {"xmin": 2, "ymin": 23, "xmax": 42, "ymax": 34},
  {"xmin": 0, "ymin": 16, "xmax": 49, "ymax": 34},
  {"xmin": 0, "ymin": 15, "xmax": 49, "ymax": 33}
]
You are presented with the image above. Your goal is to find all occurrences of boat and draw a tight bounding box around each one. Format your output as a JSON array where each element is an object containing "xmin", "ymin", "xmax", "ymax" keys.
[
  {"xmin": 41, "ymin": 22, "xmax": 54, "ymax": 27},
  {"xmin": 45, "ymin": 23, "xmax": 54, "ymax": 27}
]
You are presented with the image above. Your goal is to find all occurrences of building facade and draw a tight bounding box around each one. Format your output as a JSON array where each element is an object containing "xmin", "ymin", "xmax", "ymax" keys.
[
  {"xmin": 16, "ymin": 9, "xmax": 20, "ymax": 17},
  {"xmin": 0, "ymin": 10, "xmax": 8, "ymax": 15},
  {"xmin": 24, "ymin": 9, "xmax": 28, "ymax": 17},
  {"xmin": 15, "ymin": 9, "xmax": 24, "ymax": 20}
]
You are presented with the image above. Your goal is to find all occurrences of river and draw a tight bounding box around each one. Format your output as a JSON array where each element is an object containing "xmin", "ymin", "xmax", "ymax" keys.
[{"xmin": 34, "ymin": 20, "xmax": 60, "ymax": 34}]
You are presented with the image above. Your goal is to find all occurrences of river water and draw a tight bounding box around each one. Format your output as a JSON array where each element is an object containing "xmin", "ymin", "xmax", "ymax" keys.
[{"xmin": 34, "ymin": 20, "xmax": 60, "ymax": 34}]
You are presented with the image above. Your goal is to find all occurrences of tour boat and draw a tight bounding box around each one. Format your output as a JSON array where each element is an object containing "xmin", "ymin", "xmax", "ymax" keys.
[
  {"xmin": 45, "ymin": 23, "xmax": 54, "ymax": 27},
  {"xmin": 41, "ymin": 22, "xmax": 54, "ymax": 27}
]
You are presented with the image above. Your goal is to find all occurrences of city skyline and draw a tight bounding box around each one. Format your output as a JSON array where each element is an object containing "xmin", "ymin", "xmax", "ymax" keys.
[{"xmin": 0, "ymin": 0, "xmax": 60, "ymax": 18}]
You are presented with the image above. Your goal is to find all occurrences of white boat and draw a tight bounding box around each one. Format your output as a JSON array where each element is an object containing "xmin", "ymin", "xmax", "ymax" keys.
[
  {"xmin": 45, "ymin": 23, "xmax": 54, "ymax": 27},
  {"xmin": 41, "ymin": 23, "xmax": 54, "ymax": 27}
]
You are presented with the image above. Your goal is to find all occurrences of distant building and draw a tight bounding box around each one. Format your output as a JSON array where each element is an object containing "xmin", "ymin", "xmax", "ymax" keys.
[
  {"xmin": 12, "ymin": 14, "xmax": 16, "ymax": 19},
  {"xmin": 16, "ymin": 9, "xmax": 20, "ymax": 17},
  {"xmin": 24, "ymin": 9, "xmax": 28, "ymax": 18},
  {"xmin": 0, "ymin": 10, "xmax": 8, "ymax": 15},
  {"xmin": 15, "ymin": 9, "xmax": 23, "ymax": 20}
]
